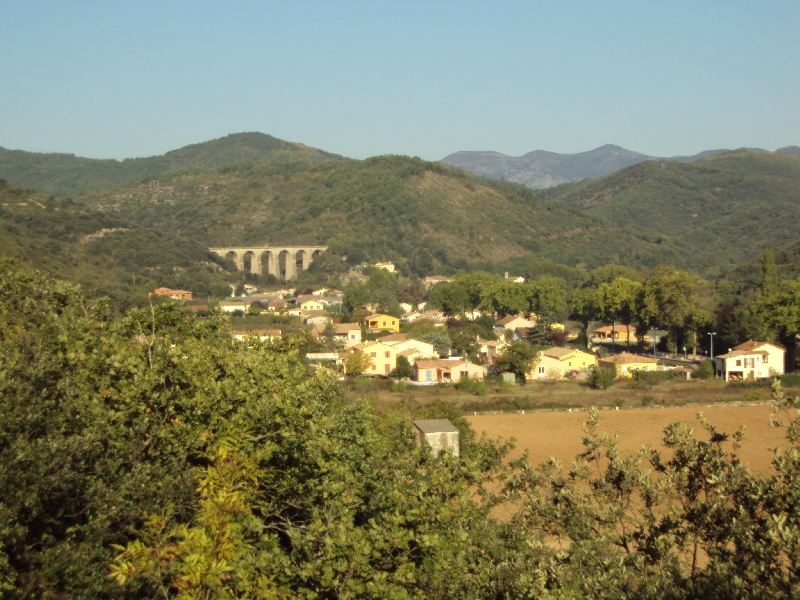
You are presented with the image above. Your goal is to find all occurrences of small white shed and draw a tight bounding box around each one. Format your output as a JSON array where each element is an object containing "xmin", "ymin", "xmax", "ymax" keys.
[{"xmin": 413, "ymin": 419, "xmax": 460, "ymax": 457}]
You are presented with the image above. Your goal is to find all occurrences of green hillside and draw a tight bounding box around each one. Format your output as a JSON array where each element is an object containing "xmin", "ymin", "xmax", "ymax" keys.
[
  {"xmin": 0, "ymin": 179, "xmax": 235, "ymax": 311},
  {"xmin": 722, "ymin": 239, "xmax": 800, "ymax": 293},
  {"xmin": 79, "ymin": 155, "xmax": 686, "ymax": 275},
  {"xmin": 540, "ymin": 151, "xmax": 800, "ymax": 273},
  {"xmin": 0, "ymin": 132, "xmax": 341, "ymax": 197}
]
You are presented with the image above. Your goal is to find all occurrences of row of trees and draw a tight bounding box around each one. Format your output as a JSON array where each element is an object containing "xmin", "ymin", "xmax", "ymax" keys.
[{"xmin": 425, "ymin": 257, "xmax": 799, "ymax": 372}]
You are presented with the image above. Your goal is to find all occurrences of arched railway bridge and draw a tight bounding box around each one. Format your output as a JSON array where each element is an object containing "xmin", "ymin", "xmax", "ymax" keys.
[{"xmin": 209, "ymin": 245, "xmax": 328, "ymax": 280}]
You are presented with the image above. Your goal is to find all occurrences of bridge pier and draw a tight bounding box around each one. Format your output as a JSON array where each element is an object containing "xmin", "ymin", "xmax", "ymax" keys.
[
  {"xmin": 285, "ymin": 253, "xmax": 298, "ymax": 280},
  {"xmin": 266, "ymin": 252, "xmax": 279, "ymax": 278}
]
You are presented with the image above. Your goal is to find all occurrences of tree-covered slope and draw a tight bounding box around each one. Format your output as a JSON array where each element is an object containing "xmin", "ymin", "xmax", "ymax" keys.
[
  {"xmin": 79, "ymin": 155, "xmax": 684, "ymax": 274},
  {"xmin": 723, "ymin": 239, "xmax": 800, "ymax": 293},
  {"xmin": 0, "ymin": 132, "xmax": 342, "ymax": 197},
  {"xmin": 0, "ymin": 179, "xmax": 234, "ymax": 310},
  {"xmin": 539, "ymin": 151, "xmax": 800, "ymax": 273}
]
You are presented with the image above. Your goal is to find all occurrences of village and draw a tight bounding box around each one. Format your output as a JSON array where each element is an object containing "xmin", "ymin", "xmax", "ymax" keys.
[{"xmin": 151, "ymin": 258, "xmax": 791, "ymax": 397}]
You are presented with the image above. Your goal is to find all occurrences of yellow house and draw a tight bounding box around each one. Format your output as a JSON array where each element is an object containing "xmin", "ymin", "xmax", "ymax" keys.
[
  {"xmin": 354, "ymin": 341, "xmax": 397, "ymax": 376},
  {"xmin": 592, "ymin": 325, "xmax": 637, "ymax": 341},
  {"xmin": 365, "ymin": 313, "xmax": 400, "ymax": 333},
  {"xmin": 598, "ymin": 352, "xmax": 658, "ymax": 378},
  {"xmin": 532, "ymin": 347, "xmax": 597, "ymax": 379},
  {"xmin": 300, "ymin": 299, "xmax": 325, "ymax": 312},
  {"xmin": 390, "ymin": 338, "xmax": 437, "ymax": 358}
]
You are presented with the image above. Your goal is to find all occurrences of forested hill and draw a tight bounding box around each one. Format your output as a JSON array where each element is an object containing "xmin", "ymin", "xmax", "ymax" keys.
[
  {"xmin": 0, "ymin": 179, "xmax": 234, "ymax": 310},
  {"xmin": 0, "ymin": 132, "xmax": 342, "ymax": 197},
  {"xmin": 79, "ymin": 156, "xmax": 680, "ymax": 273},
  {"xmin": 724, "ymin": 239, "xmax": 800, "ymax": 292},
  {"xmin": 538, "ymin": 151, "xmax": 800, "ymax": 274}
]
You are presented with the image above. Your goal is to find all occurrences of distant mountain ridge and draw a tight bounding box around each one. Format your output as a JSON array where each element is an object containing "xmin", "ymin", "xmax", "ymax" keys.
[
  {"xmin": 0, "ymin": 132, "xmax": 342, "ymax": 197},
  {"xmin": 440, "ymin": 144, "xmax": 782, "ymax": 188}
]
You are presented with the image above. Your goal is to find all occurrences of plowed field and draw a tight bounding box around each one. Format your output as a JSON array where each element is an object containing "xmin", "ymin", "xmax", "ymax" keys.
[{"xmin": 467, "ymin": 404, "xmax": 787, "ymax": 474}]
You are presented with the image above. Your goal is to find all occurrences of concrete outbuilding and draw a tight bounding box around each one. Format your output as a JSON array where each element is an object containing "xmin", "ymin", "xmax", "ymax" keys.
[{"xmin": 413, "ymin": 419, "xmax": 460, "ymax": 457}]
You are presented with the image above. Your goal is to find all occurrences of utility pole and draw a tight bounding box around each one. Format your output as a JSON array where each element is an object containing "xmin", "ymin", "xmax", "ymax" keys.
[{"xmin": 709, "ymin": 332, "xmax": 716, "ymax": 360}]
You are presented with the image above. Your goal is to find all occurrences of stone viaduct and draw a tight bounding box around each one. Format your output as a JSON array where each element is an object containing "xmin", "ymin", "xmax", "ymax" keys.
[{"xmin": 209, "ymin": 245, "xmax": 328, "ymax": 280}]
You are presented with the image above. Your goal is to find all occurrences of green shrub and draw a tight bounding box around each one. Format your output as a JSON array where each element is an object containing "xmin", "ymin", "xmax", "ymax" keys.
[
  {"xmin": 390, "ymin": 381, "xmax": 408, "ymax": 393},
  {"xmin": 641, "ymin": 395, "xmax": 655, "ymax": 406},
  {"xmin": 694, "ymin": 359, "xmax": 715, "ymax": 379},
  {"xmin": 780, "ymin": 372, "xmax": 800, "ymax": 388},
  {"xmin": 498, "ymin": 380, "xmax": 514, "ymax": 393},
  {"xmin": 456, "ymin": 375, "xmax": 476, "ymax": 392},
  {"xmin": 473, "ymin": 381, "xmax": 489, "ymax": 396},
  {"xmin": 588, "ymin": 366, "xmax": 616, "ymax": 390},
  {"xmin": 388, "ymin": 354, "xmax": 414, "ymax": 379}
]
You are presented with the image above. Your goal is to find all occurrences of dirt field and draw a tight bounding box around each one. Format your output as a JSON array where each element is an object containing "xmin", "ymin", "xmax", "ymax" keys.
[{"xmin": 467, "ymin": 404, "xmax": 790, "ymax": 474}]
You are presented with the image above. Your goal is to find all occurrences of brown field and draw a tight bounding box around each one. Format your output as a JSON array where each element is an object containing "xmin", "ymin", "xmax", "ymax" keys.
[{"xmin": 467, "ymin": 404, "xmax": 788, "ymax": 474}]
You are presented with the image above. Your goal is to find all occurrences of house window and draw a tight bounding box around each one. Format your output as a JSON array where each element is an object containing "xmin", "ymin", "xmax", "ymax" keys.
[
  {"xmin": 350, "ymin": 334, "xmax": 356, "ymax": 340},
  {"xmin": 371, "ymin": 364, "xmax": 376, "ymax": 370},
  {"xmin": 385, "ymin": 364, "xmax": 391, "ymax": 373},
  {"xmin": 539, "ymin": 366, "xmax": 545, "ymax": 374},
  {"xmin": 764, "ymin": 355, "xmax": 768, "ymax": 363},
  {"xmin": 736, "ymin": 359, "xmax": 741, "ymax": 366},
  {"xmin": 382, "ymin": 321, "xmax": 386, "ymax": 326},
  {"xmin": 385, "ymin": 351, "xmax": 390, "ymax": 358},
  {"xmin": 568, "ymin": 362, "xmax": 572, "ymax": 366},
  {"xmin": 461, "ymin": 371, "xmax": 469, "ymax": 378},
  {"xmin": 392, "ymin": 320, "xmax": 396, "ymax": 325},
  {"xmin": 371, "ymin": 352, "xmax": 377, "ymax": 358},
  {"xmin": 425, "ymin": 370, "xmax": 432, "ymax": 381}
]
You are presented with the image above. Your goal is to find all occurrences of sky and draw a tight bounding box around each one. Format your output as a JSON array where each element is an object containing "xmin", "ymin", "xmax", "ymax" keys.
[{"xmin": 1, "ymin": 2, "xmax": 798, "ymax": 161}]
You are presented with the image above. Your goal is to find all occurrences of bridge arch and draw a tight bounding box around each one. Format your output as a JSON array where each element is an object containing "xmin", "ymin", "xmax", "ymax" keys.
[{"xmin": 242, "ymin": 250, "xmax": 258, "ymax": 275}]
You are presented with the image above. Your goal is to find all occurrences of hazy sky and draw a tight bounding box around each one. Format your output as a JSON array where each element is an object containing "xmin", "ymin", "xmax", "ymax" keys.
[{"xmin": 1, "ymin": 2, "xmax": 798, "ymax": 160}]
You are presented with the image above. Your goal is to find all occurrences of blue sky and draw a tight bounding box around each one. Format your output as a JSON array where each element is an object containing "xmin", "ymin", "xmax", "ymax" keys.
[{"xmin": 1, "ymin": 2, "xmax": 798, "ymax": 160}]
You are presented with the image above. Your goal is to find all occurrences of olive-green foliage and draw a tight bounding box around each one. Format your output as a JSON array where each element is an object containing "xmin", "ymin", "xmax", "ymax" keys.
[
  {"xmin": 587, "ymin": 365, "xmax": 617, "ymax": 389},
  {"xmin": 541, "ymin": 151, "xmax": 800, "ymax": 272},
  {"xmin": 0, "ymin": 262, "xmax": 533, "ymax": 599},
  {"xmin": 388, "ymin": 354, "xmax": 414, "ymax": 379},
  {"xmin": 418, "ymin": 332, "xmax": 452, "ymax": 357},
  {"xmin": 494, "ymin": 342, "xmax": 538, "ymax": 383},
  {"xmin": 79, "ymin": 155, "xmax": 677, "ymax": 275},
  {"xmin": 5, "ymin": 264, "xmax": 800, "ymax": 597},
  {"xmin": 510, "ymin": 384, "xmax": 800, "ymax": 598},
  {"xmin": 0, "ymin": 133, "xmax": 340, "ymax": 197},
  {"xmin": 0, "ymin": 180, "xmax": 234, "ymax": 312},
  {"xmin": 695, "ymin": 359, "xmax": 716, "ymax": 379}
]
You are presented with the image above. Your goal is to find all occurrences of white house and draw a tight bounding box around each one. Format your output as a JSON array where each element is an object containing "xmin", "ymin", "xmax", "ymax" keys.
[
  {"xmin": 731, "ymin": 340, "xmax": 785, "ymax": 376},
  {"xmin": 713, "ymin": 342, "xmax": 783, "ymax": 382},
  {"xmin": 334, "ymin": 323, "xmax": 361, "ymax": 348}
]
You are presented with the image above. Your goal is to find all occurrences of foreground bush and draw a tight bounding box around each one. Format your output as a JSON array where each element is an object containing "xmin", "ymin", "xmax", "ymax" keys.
[{"xmin": 3, "ymin": 262, "xmax": 800, "ymax": 598}]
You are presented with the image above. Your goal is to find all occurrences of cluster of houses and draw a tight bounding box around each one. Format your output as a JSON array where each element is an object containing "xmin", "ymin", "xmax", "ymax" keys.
[{"xmin": 154, "ymin": 283, "xmax": 791, "ymax": 383}]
